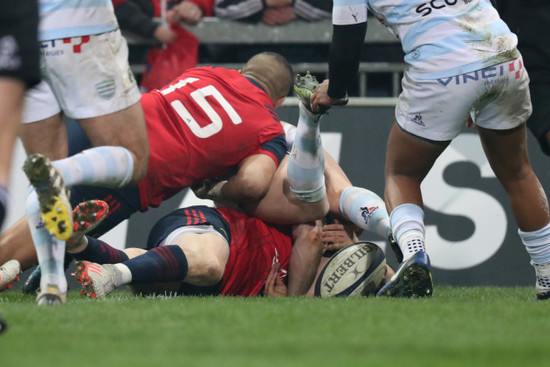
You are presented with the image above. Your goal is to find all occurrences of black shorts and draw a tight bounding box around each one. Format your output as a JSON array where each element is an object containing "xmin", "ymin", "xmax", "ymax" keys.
[
  {"xmin": 0, "ymin": 0, "xmax": 40, "ymax": 87},
  {"xmin": 146, "ymin": 206, "xmax": 232, "ymax": 250}
]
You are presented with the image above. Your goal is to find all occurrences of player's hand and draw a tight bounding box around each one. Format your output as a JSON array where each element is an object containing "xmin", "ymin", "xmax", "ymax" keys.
[
  {"xmin": 175, "ymin": 1, "xmax": 203, "ymax": 25},
  {"xmin": 322, "ymin": 219, "xmax": 354, "ymax": 252},
  {"xmin": 311, "ymin": 79, "xmax": 346, "ymax": 114},
  {"xmin": 264, "ymin": 262, "xmax": 287, "ymax": 297},
  {"xmin": 154, "ymin": 25, "xmax": 177, "ymax": 45},
  {"xmin": 262, "ymin": 6, "xmax": 296, "ymax": 26},
  {"xmin": 191, "ymin": 178, "xmax": 225, "ymax": 200}
]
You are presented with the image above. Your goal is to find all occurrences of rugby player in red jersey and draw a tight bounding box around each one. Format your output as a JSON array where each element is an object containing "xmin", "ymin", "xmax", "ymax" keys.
[
  {"xmin": 0, "ymin": 52, "xmax": 293, "ymax": 289},
  {"xmin": 70, "ymin": 75, "xmax": 391, "ymax": 299}
]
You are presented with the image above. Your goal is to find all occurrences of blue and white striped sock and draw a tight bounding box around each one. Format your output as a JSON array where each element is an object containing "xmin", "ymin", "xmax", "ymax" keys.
[
  {"xmin": 287, "ymin": 104, "xmax": 325, "ymax": 202},
  {"xmin": 339, "ymin": 186, "xmax": 390, "ymax": 238},
  {"xmin": 26, "ymin": 189, "xmax": 67, "ymax": 293},
  {"xmin": 53, "ymin": 146, "xmax": 134, "ymax": 188}
]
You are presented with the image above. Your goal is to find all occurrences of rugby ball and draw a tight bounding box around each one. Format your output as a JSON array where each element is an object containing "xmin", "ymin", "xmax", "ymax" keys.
[{"xmin": 314, "ymin": 241, "xmax": 386, "ymax": 298}]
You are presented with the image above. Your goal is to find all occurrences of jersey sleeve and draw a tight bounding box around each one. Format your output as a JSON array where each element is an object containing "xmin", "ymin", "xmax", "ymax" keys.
[
  {"xmin": 258, "ymin": 134, "xmax": 287, "ymax": 167},
  {"xmin": 327, "ymin": 0, "xmax": 368, "ymax": 99}
]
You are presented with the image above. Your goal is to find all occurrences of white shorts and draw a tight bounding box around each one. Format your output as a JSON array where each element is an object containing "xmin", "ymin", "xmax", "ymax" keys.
[
  {"xmin": 395, "ymin": 57, "xmax": 532, "ymax": 142},
  {"xmin": 22, "ymin": 29, "xmax": 141, "ymax": 123}
]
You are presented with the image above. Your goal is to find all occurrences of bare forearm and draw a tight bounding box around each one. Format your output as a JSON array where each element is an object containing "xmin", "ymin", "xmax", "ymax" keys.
[{"xmin": 287, "ymin": 223, "xmax": 323, "ymax": 296}]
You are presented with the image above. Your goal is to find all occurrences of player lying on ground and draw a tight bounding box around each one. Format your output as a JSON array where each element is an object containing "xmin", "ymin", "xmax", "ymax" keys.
[
  {"xmin": 0, "ymin": 52, "xmax": 294, "ymax": 303},
  {"xmin": 264, "ymin": 218, "xmax": 396, "ymax": 297},
  {"xmin": 71, "ymin": 74, "xmax": 393, "ymax": 298},
  {"xmin": 72, "ymin": 201, "xmax": 394, "ymax": 298},
  {"xmin": 0, "ymin": 73, "xmax": 394, "ymax": 297}
]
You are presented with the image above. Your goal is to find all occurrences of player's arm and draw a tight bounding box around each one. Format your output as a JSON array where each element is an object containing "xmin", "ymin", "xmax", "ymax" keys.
[
  {"xmin": 220, "ymin": 153, "xmax": 278, "ymax": 205},
  {"xmin": 287, "ymin": 221, "xmax": 324, "ymax": 296},
  {"xmin": 311, "ymin": 18, "xmax": 367, "ymax": 112},
  {"xmin": 196, "ymin": 134, "xmax": 287, "ymax": 208}
]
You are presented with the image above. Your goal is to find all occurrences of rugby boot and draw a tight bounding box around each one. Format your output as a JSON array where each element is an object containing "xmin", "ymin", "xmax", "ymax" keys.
[
  {"xmin": 74, "ymin": 261, "xmax": 119, "ymax": 298},
  {"xmin": 0, "ymin": 260, "xmax": 21, "ymax": 292},
  {"xmin": 377, "ymin": 250, "xmax": 433, "ymax": 298},
  {"xmin": 22, "ymin": 200, "xmax": 110, "ymax": 295},
  {"xmin": 294, "ymin": 71, "xmax": 348, "ymax": 116},
  {"xmin": 36, "ymin": 284, "xmax": 66, "ymax": 306},
  {"xmin": 535, "ymin": 263, "xmax": 550, "ymax": 300},
  {"xmin": 66, "ymin": 199, "xmax": 109, "ymax": 251},
  {"xmin": 23, "ymin": 153, "xmax": 72, "ymax": 241}
]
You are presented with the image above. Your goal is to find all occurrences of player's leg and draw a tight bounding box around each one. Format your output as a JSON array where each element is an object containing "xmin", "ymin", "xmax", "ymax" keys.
[
  {"xmin": 478, "ymin": 124, "xmax": 550, "ymax": 299},
  {"xmin": 321, "ymin": 150, "xmax": 396, "ymax": 256},
  {"xmin": 0, "ymin": 217, "xmax": 37, "ymax": 270},
  {"xmin": 288, "ymin": 72, "xmax": 327, "ymax": 204},
  {"xmin": 375, "ymin": 122, "xmax": 445, "ymax": 298},
  {"xmin": 19, "ymin": 113, "xmax": 68, "ymax": 160},
  {"xmin": 24, "ymin": 30, "xmax": 147, "ymax": 241},
  {"xmin": 53, "ymin": 29, "xmax": 148, "ymax": 186},
  {"xmin": 75, "ymin": 233, "xmax": 229, "ymax": 298},
  {"xmin": 250, "ymin": 73, "xmax": 330, "ymax": 224},
  {"xmin": 474, "ymin": 56, "xmax": 550, "ymax": 299},
  {"xmin": 74, "ymin": 206, "xmax": 231, "ymax": 298},
  {"xmin": 25, "ymin": 188, "xmax": 66, "ymax": 305},
  {"xmin": 384, "ymin": 122, "xmax": 446, "ymax": 254},
  {"xmin": 77, "ymin": 102, "xmax": 148, "ymax": 185},
  {"xmin": 324, "ymin": 149, "xmax": 391, "ymax": 239}
]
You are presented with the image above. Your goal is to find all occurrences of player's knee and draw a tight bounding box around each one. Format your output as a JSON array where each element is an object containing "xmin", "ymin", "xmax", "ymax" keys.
[
  {"xmin": 494, "ymin": 161, "xmax": 534, "ymax": 185},
  {"xmin": 293, "ymin": 221, "xmax": 323, "ymax": 247},
  {"xmin": 127, "ymin": 149, "xmax": 149, "ymax": 184},
  {"xmin": 197, "ymin": 259, "xmax": 225, "ymax": 285}
]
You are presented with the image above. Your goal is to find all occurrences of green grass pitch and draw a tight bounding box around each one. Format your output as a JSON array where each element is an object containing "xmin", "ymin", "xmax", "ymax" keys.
[{"xmin": 0, "ymin": 286, "xmax": 547, "ymax": 367}]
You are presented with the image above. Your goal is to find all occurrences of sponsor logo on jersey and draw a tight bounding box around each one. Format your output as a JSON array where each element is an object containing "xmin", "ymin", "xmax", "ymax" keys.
[
  {"xmin": 437, "ymin": 60, "xmax": 521, "ymax": 87},
  {"xmin": 416, "ymin": 0, "xmax": 460, "ymax": 17}
]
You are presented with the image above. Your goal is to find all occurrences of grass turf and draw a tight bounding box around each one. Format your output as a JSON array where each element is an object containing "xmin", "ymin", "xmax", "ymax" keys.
[{"xmin": 0, "ymin": 286, "xmax": 546, "ymax": 367}]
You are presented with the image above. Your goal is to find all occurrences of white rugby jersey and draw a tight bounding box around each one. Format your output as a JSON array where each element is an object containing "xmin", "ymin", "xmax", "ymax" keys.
[
  {"xmin": 39, "ymin": 0, "xmax": 118, "ymax": 41},
  {"xmin": 333, "ymin": 0, "xmax": 519, "ymax": 79}
]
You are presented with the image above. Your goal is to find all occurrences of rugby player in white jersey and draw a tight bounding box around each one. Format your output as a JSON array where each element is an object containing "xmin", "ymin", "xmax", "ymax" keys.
[
  {"xmin": 311, "ymin": 0, "xmax": 550, "ymax": 299},
  {"xmin": 16, "ymin": 0, "xmax": 149, "ymax": 305}
]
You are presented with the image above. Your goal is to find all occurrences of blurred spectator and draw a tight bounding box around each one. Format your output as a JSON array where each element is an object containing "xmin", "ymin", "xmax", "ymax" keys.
[
  {"xmin": 214, "ymin": 0, "xmax": 331, "ymax": 25},
  {"xmin": 113, "ymin": 0, "xmax": 214, "ymax": 90}
]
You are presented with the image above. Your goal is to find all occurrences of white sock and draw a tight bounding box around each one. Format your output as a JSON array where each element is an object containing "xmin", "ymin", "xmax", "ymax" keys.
[
  {"xmin": 390, "ymin": 203, "xmax": 426, "ymax": 260},
  {"xmin": 113, "ymin": 263, "xmax": 132, "ymax": 286},
  {"xmin": 287, "ymin": 104, "xmax": 325, "ymax": 202},
  {"xmin": 26, "ymin": 189, "xmax": 67, "ymax": 293},
  {"xmin": 339, "ymin": 186, "xmax": 390, "ymax": 238},
  {"xmin": 518, "ymin": 222, "xmax": 550, "ymax": 290},
  {"xmin": 519, "ymin": 222, "xmax": 550, "ymax": 265},
  {"xmin": 53, "ymin": 146, "xmax": 134, "ymax": 188}
]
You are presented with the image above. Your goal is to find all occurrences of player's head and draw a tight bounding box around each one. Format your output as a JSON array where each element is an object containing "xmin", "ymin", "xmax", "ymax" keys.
[{"xmin": 241, "ymin": 52, "xmax": 294, "ymax": 108}]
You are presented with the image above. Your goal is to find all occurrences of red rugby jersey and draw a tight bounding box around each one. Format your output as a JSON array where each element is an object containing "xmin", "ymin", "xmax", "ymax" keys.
[
  {"xmin": 138, "ymin": 66, "xmax": 286, "ymax": 210},
  {"xmin": 216, "ymin": 207, "xmax": 292, "ymax": 297}
]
